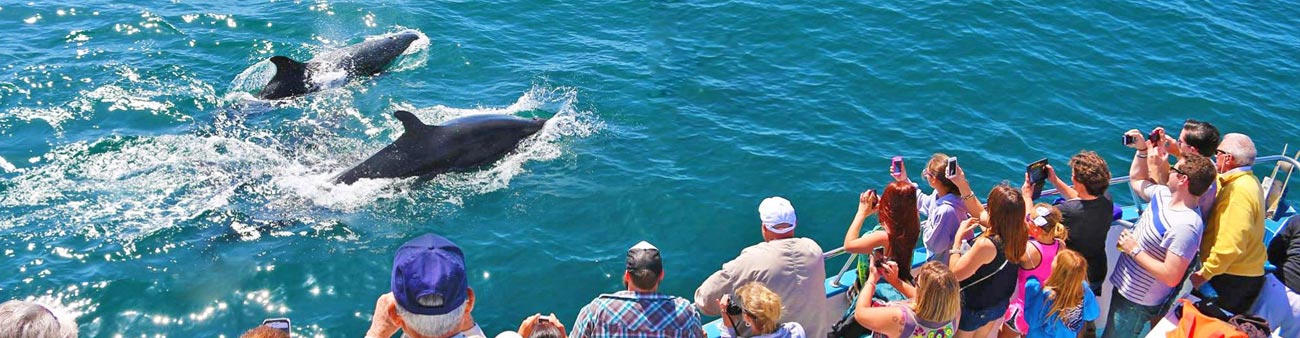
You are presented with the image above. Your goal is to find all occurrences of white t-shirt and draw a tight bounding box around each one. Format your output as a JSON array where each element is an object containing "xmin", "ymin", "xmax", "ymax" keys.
[{"xmin": 1109, "ymin": 185, "xmax": 1203, "ymax": 307}]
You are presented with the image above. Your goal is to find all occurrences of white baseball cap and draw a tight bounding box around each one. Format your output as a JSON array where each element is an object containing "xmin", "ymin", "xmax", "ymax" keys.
[{"xmin": 758, "ymin": 196, "xmax": 797, "ymax": 234}]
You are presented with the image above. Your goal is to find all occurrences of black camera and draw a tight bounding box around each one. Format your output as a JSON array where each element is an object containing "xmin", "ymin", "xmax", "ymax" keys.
[{"xmin": 724, "ymin": 294, "xmax": 742, "ymax": 315}]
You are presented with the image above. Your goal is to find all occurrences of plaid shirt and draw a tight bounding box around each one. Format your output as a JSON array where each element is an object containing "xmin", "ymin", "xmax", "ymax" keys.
[{"xmin": 570, "ymin": 290, "xmax": 705, "ymax": 338}]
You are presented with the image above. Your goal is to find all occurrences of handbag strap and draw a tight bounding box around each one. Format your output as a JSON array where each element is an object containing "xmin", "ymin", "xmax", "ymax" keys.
[{"xmin": 960, "ymin": 258, "xmax": 1009, "ymax": 291}]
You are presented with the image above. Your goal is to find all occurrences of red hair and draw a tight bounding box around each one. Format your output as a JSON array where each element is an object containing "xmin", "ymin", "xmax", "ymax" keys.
[{"xmin": 879, "ymin": 181, "xmax": 920, "ymax": 282}]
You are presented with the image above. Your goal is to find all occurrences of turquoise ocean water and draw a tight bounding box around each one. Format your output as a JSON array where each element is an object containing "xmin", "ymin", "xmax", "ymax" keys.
[{"xmin": 1, "ymin": 1, "xmax": 1298, "ymax": 336}]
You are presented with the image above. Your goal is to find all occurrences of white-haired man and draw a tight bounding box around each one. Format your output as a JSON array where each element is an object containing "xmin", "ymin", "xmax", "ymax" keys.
[
  {"xmin": 0, "ymin": 300, "xmax": 78, "ymax": 338},
  {"xmin": 694, "ymin": 196, "xmax": 830, "ymax": 338},
  {"xmin": 1191, "ymin": 133, "xmax": 1268, "ymax": 315},
  {"xmin": 367, "ymin": 233, "xmax": 484, "ymax": 338}
]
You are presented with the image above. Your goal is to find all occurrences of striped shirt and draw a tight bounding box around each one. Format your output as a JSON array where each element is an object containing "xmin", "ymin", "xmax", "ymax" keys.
[
  {"xmin": 1109, "ymin": 184, "xmax": 1203, "ymax": 307},
  {"xmin": 570, "ymin": 290, "xmax": 705, "ymax": 338}
]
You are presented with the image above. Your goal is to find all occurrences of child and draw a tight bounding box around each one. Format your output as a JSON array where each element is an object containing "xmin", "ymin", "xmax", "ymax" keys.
[
  {"xmin": 1024, "ymin": 249, "xmax": 1100, "ymax": 337},
  {"xmin": 1000, "ymin": 203, "xmax": 1067, "ymax": 337}
]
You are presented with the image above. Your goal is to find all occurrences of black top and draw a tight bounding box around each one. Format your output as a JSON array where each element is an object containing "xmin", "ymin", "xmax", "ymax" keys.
[
  {"xmin": 1267, "ymin": 216, "xmax": 1300, "ymax": 294},
  {"xmin": 1058, "ymin": 197, "xmax": 1114, "ymax": 287},
  {"xmin": 960, "ymin": 237, "xmax": 1017, "ymax": 310}
]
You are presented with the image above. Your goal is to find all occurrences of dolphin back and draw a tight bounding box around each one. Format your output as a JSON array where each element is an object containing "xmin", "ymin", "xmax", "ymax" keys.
[
  {"xmin": 256, "ymin": 56, "xmax": 311, "ymax": 100},
  {"xmin": 333, "ymin": 111, "xmax": 549, "ymax": 185}
]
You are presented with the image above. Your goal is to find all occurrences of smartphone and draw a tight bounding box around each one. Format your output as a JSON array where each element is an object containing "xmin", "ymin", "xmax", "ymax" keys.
[
  {"xmin": 1026, "ymin": 158, "xmax": 1049, "ymax": 184},
  {"xmin": 891, "ymin": 156, "xmax": 903, "ymax": 175},
  {"xmin": 945, "ymin": 157, "xmax": 958, "ymax": 178},
  {"xmin": 1123, "ymin": 134, "xmax": 1136, "ymax": 146},
  {"xmin": 872, "ymin": 247, "xmax": 887, "ymax": 268},
  {"xmin": 262, "ymin": 318, "xmax": 290, "ymax": 335}
]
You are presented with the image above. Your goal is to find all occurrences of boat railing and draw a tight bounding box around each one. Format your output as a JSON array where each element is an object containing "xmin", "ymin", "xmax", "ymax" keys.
[{"xmin": 824, "ymin": 154, "xmax": 1299, "ymax": 288}]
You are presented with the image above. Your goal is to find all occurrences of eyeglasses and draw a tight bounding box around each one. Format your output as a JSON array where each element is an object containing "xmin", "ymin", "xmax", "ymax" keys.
[
  {"xmin": 1171, "ymin": 166, "xmax": 1187, "ymax": 177},
  {"xmin": 1215, "ymin": 149, "xmax": 1229, "ymax": 156}
]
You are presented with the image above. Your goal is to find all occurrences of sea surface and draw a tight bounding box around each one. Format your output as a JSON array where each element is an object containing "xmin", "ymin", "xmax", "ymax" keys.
[{"xmin": 1, "ymin": 1, "xmax": 1298, "ymax": 337}]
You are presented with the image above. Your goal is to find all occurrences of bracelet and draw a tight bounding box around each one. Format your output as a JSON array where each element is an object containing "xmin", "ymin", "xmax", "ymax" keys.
[
  {"xmin": 961, "ymin": 193, "xmax": 976, "ymax": 201},
  {"xmin": 1136, "ymin": 152, "xmax": 1149, "ymax": 158}
]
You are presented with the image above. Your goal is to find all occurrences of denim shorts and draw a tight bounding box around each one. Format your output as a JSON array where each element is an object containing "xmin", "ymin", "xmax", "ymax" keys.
[{"xmin": 959, "ymin": 301, "xmax": 1009, "ymax": 331}]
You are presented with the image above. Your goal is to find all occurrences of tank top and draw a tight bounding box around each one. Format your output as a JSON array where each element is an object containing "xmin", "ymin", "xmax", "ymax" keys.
[
  {"xmin": 871, "ymin": 304, "xmax": 957, "ymax": 338},
  {"xmin": 959, "ymin": 237, "xmax": 1017, "ymax": 310},
  {"xmin": 1004, "ymin": 239, "xmax": 1060, "ymax": 332}
]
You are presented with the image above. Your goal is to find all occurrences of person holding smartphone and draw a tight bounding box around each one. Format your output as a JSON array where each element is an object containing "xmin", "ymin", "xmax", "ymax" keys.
[{"xmin": 891, "ymin": 153, "xmax": 972, "ymax": 264}]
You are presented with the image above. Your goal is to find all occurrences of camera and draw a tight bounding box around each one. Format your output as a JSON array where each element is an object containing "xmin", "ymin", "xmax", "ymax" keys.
[
  {"xmin": 1123, "ymin": 134, "xmax": 1137, "ymax": 146},
  {"xmin": 945, "ymin": 157, "xmax": 958, "ymax": 178},
  {"xmin": 724, "ymin": 294, "xmax": 743, "ymax": 316},
  {"xmin": 1148, "ymin": 129, "xmax": 1163, "ymax": 143}
]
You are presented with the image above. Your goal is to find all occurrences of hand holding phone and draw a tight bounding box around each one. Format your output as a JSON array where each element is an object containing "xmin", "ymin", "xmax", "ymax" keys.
[
  {"xmin": 945, "ymin": 157, "xmax": 959, "ymax": 178},
  {"xmin": 891, "ymin": 156, "xmax": 903, "ymax": 175}
]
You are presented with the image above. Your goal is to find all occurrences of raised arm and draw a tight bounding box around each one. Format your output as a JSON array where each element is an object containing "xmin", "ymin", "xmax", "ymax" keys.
[
  {"xmin": 844, "ymin": 190, "xmax": 882, "ymax": 254},
  {"xmin": 947, "ymin": 218, "xmax": 996, "ymax": 281},
  {"xmin": 949, "ymin": 164, "xmax": 985, "ymax": 218},
  {"xmin": 1127, "ymin": 129, "xmax": 1156, "ymax": 201},
  {"xmin": 1044, "ymin": 164, "xmax": 1079, "ymax": 200}
]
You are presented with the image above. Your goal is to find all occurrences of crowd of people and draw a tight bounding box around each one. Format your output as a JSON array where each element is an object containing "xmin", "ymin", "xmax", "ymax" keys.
[{"xmin": 4, "ymin": 119, "xmax": 1299, "ymax": 338}]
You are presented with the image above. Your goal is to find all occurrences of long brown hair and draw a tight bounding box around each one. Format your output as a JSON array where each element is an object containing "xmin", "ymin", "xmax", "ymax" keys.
[
  {"xmin": 911, "ymin": 261, "xmax": 961, "ymax": 324},
  {"xmin": 985, "ymin": 184, "xmax": 1027, "ymax": 264},
  {"xmin": 880, "ymin": 181, "xmax": 920, "ymax": 282},
  {"xmin": 1045, "ymin": 249, "xmax": 1088, "ymax": 321}
]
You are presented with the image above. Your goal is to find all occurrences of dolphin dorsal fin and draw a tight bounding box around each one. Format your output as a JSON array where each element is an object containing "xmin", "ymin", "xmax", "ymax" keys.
[
  {"xmin": 268, "ymin": 56, "xmax": 307, "ymax": 75},
  {"xmin": 394, "ymin": 110, "xmax": 430, "ymax": 133}
]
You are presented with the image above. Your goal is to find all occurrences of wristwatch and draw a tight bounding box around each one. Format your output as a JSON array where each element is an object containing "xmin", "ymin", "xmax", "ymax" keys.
[{"xmin": 1128, "ymin": 245, "xmax": 1144, "ymax": 257}]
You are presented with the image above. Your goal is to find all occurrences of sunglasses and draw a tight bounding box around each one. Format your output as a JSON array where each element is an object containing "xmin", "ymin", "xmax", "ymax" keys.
[{"xmin": 1171, "ymin": 166, "xmax": 1187, "ymax": 177}]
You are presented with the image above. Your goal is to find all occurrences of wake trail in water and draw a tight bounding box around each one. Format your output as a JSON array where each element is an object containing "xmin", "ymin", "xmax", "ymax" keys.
[{"xmin": 0, "ymin": 84, "xmax": 598, "ymax": 252}]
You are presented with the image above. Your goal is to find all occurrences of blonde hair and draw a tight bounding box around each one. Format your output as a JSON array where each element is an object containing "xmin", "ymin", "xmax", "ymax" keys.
[
  {"xmin": 736, "ymin": 282, "xmax": 783, "ymax": 334},
  {"xmin": 1045, "ymin": 249, "xmax": 1088, "ymax": 321},
  {"xmin": 911, "ymin": 261, "xmax": 961, "ymax": 324},
  {"xmin": 1031, "ymin": 203, "xmax": 1068, "ymax": 242}
]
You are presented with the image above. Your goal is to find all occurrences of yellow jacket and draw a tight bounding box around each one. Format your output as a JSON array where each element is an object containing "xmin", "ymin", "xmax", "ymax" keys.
[{"xmin": 1198, "ymin": 170, "xmax": 1267, "ymax": 278}]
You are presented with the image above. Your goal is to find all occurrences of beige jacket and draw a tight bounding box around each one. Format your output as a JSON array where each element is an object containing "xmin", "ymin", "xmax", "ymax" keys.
[{"xmin": 694, "ymin": 238, "xmax": 830, "ymax": 338}]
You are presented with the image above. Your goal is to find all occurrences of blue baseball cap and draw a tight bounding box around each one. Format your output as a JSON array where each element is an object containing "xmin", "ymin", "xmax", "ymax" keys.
[{"xmin": 391, "ymin": 233, "xmax": 468, "ymax": 316}]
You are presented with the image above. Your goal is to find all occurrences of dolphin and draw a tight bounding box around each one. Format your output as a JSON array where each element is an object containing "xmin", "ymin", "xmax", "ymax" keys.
[
  {"xmin": 256, "ymin": 30, "xmax": 421, "ymax": 100},
  {"xmin": 333, "ymin": 111, "xmax": 549, "ymax": 185}
]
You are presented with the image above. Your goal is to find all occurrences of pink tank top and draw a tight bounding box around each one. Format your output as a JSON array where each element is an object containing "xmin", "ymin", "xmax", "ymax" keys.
[{"xmin": 1003, "ymin": 239, "xmax": 1060, "ymax": 333}]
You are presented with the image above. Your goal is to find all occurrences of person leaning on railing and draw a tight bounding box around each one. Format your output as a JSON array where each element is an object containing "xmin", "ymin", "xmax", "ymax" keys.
[
  {"xmin": 851, "ymin": 259, "xmax": 959, "ymax": 337},
  {"xmin": 1189, "ymin": 133, "xmax": 1268, "ymax": 315},
  {"xmin": 693, "ymin": 197, "xmax": 830, "ymax": 338},
  {"xmin": 1102, "ymin": 133, "xmax": 1216, "ymax": 338}
]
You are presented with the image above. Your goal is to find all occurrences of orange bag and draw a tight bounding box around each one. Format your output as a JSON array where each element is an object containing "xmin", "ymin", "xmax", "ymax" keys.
[{"xmin": 1166, "ymin": 299, "xmax": 1248, "ymax": 338}]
